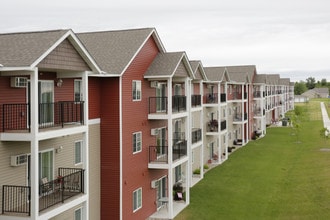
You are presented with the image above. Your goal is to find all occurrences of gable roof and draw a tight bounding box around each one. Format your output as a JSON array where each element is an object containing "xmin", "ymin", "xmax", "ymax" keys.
[
  {"xmin": 204, "ymin": 66, "xmax": 229, "ymax": 82},
  {"xmin": 189, "ymin": 60, "xmax": 208, "ymax": 81},
  {"xmin": 0, "ymin": 29, "xmax": 100, "ymax": 72},
  {"xmin": 226, "ymin": 65, "xmax": 256, "ymax": 83},
  {"xmin": 78, "ymin": 28, "xmax": 165, "ymax": 75},
  {"xmin": 144, "ymin": 52, "xmax": 193, "ymax": 79}
]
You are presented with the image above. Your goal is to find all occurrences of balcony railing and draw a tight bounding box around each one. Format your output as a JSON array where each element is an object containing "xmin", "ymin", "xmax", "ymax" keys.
[
  {"xmin": 207, "ymin": 119, "xmax": 218, "ymax": 132},
  {"xmin": 233, "ymin": 113, "xmax": 248, "ymax": 121},
  {"xmin": 1, "ymin": 101, "xmax": 84, "ymax": 132},
  {"xmin": 220, "ymin": 120, "xmax": 226, "ymax": 131},
  {"xmin": 205, "ymin": 93, "xmax": 218, "ymax": 104},
  {"xmin": 149, "ymin": 142, "xmax": 187, "ymax": 164},
  {"xmin": 191, "ymin": 128, "xmax": 202, "ymax": 144},
  {"xmin": 148, "ymin": 96, "xmax": 186, "ymax": 114},
  {"xmin": 173, "ymin": 140, "xmax": 187, "ymax": 161},
  {"xmin": 172, "ymin": 95, "xmax": 186, "ymax": 113},
  {"xmin": 191, "ymin": 95, "xmax": 201, "ymax": 107},
  {"xmin": 2, "ymin": 168, "xmax": 84, "ymax": 216},
  {"xmin": 220, "ymin": 93, "xmax": 226, "ymax": 103}
]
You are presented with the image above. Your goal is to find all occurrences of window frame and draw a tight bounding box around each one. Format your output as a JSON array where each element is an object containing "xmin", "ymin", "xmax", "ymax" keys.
[
  {"xmin": 133, "ymin": 187, "xmax": 142, "ymax": 212},
  {"xmin": 75, "ymin": 140, "xmax": 83, "ymax": 165},
  {"xmin": 132, "ymin": 80, "xmax": 142, "ymax": 101},
  {"xmin": 132, "ymin": 132, "xmax": 142, "ymax": 154},
  {"xmin": 74, "ymin": 207, "xmax": 83, "ymax": 220},
  {"xmin": 74, "ymin": 79, "xmax": 83, "ymax": 102}
]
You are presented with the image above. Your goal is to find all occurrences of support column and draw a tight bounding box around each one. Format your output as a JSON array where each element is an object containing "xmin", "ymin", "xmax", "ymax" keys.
[{"xmin": 30, "ymin": 68, "xmax": 39, "ymax": 220}]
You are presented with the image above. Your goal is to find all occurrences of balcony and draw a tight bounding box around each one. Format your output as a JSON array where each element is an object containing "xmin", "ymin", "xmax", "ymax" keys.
[
  {"xmin": 1, "ymin": 168, "xmax": 84, "ymax": 216},
  {"xmin": 191, "ymin": 128, "xmax": 202, "ymax": 144},
  {"xmin": 220, "ymin": 120, "xmax": 226, "ymax": 131},
  {"xmin": 233, "ymin": 113, "xmax": 248, "ymax": 122},
  {"xmin": 148, "ymin": 142, "xmax": 187, "ymax": 167},
  {"xmin": 253, "ymin": 91, "xmax": 262, "ymax": 98},
  {"xmin": 204, "ymin": 93, "xmax": 218, "ymax": 104},
  {"xmin": 191, "ymin": 95, "xmax": 201, "ymax": 108},
  {"xmin": 0, "ymin": 101, "xmax": 84, "ymax": 133},
  {"xmin": 207, "ymin": 119, "xmax": 218, "ymax": 132},
  {"xmin": 220, "ymin": 93, "xmax": 226, "ymax": 103},
  {"xmin": 172, "ymin": 96, "xmax": 186, "ymax": 113},
  {"xmin": 148, "ymin": 96, "xmax": 186, "ymax": 118}
]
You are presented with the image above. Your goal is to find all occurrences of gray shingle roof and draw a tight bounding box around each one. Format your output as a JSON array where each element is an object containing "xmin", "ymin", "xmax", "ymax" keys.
[
  {"xmin": 189, "ymin": 60, "xmax": 207, "ymax": 80},
  {"xmin": 226, "ymin": 65, "xmax": 256, "ymax": 83},
  {"xmin": 78, "ymin": 28, "xmax": 156, "ymax": 75},
  {"xmin": 0, "ymin": 29, "xmax": 69, "ymax": 67},
  {"xmin": 144, "ymin": 52, "xmax": 189, "ymax": 77},
  {"xmin": 204, "ymin": 66, "xmax": 226, "ymax": 81}
]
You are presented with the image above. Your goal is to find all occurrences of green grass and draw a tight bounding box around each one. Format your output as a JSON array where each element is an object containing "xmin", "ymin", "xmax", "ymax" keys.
[{"xmin": 176, "ymin": 100, "xmax": 330, "ymax": 220}]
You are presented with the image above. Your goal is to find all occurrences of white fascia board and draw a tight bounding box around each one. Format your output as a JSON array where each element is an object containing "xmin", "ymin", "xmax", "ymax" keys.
[{"xmin": 0, "ymin": 67, "xmax": 34, "ymax": 73}]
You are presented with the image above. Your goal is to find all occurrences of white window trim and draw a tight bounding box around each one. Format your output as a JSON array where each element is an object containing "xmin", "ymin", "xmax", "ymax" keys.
[
  {"xmin": 74, "ymin": 207, "xmax": 83, "ymax": 220},
  {"xmin": 132, "ymin": 80, "xmax": 142, "ymax": 101},
  {"xmin": 75, "ymin": 140, "xmax": 83, "ymax": 165},
  {"xmin": 133, "ymin": 187, "xmax": 142, "ymax": 212},
  {"xmin": 133, "ymin": 132, "xmax": 142, "ymax": 154}
]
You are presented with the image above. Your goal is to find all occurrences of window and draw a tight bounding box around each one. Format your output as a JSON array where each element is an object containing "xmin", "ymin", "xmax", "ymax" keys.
[
  {"xmin": 133, "ymin": 188, "xmax": 142, "ymax": 212},
  {"xmin": 175, "ymin": 165, "xmax": 182, "ymax": 182},
  {"xmin": 75, "ymin": 207, "xmax": 82, "ymax": 220},
  {"xmin": 75, "ymin": 141, "xmax": 83, "ymax": 165},
  {"xmin": 132, "ymin": 80, "xmax": 141, "ymax": 101},
  {"xmin": 74, "ymin": 80, "xmax": 83, "ymax": 102},
  {"xmin": 133, "ymin": 132, "xmax": 142, "ymax": 153}
]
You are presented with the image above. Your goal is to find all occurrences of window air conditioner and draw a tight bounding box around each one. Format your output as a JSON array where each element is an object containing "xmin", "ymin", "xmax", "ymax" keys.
[
  {"xmin": 150, "ymin": 81, "xmax": 159, "ymax": 88},
  {"xmin": 11, "ymin": 77, "xmax": 28, "ymax": 88},
  {"xmin": 151, "ymin": 128, "xmax": 159, "ymax": 136},
  {"xmin": 11, "ymin": 154, "xmax": 28, "ymax": 166},
  {"xmin": 151, "ymin": 180, "xmax": 158, "ymax": 189}
]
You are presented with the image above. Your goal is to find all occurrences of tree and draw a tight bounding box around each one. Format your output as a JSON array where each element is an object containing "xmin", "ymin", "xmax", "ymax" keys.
[
  {"xmin": 294, "ymin": 81, "xmax": 307, "ymax": 95},
  {"xmin": 321, "ymin": 78, "xmax": 327, "ymax": 86},
  {"xmin": 306, "ymin": 77, "xmax": 316, "ymax": 89}
]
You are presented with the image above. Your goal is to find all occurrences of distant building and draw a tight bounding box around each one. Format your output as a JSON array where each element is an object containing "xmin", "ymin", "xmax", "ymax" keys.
[{"xmin": 302, "ymin": 88, "xmax": 329, "ymax": 99}]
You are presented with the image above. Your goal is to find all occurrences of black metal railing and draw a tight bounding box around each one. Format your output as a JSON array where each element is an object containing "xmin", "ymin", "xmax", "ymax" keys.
[
  {"xmin": 207, "ymin": 120, "xmax": 218, "ymax": 132},
  {"xmin": 233, "ymin": 113, "xmax": 248, "ymax": 121},
  {"xmin": 173, "ymin": 132, "xmax": 185, "ymax": 144},
  {"xmin": 2, "ymin": 185, "xmax": 30, "ymax": 215},
  {"xmin": 148, "ymin": 97, "xmax": 168, "ymax": 114},
  {"xmin": 39, "ymin": 168, "xmax": 84, "ymax": 212},
  {"xmin": 253, "ymin": 91, "xmax": 262, "ymax": 98},
  {"xmin": 149, "ymin": 146, "xmax": 168, "ymax": 163},
  {"xmin": 205, "ymin": 93, "xmax": 218, "ymax": 104},
  {"xmin": 173, "ymin": 141, "xmax": 187, "ymax": 161},
  {"xmin": 172, "ymin": 95, "xmax": 186, "ymax": 112},
  {"xmin": 191, "ymin": 95, "xmax": 201, "ymax": 107},
  {"xmin": 220, "ymin": 93, "xmax": 226, "ymax": 103},
  {"xmin": 191, "ymin": 128, "xmax": 202, "ymax": 144},
  {"xmin": 220, "ymin": 120, "xmax": 226, "ymax": 131},
  {"xmin": 1, "ymin": 101, "xmax": 84, "ymax": 132},
  {"xmin": 2, "ymin": 168, "xmax": 84, "ymax": 216}
]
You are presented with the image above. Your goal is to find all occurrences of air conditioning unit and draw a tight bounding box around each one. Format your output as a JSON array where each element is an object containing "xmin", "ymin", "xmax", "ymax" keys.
[
  {"xmin": 11, "ymin": 77, "xmax": 28, "ymax": 88},
  {"xmin": 151, "ymin": 128, "xmax": 159, "ymax": 136},
  {"xmin": 151, "ymin": 180, "xmax": 158, "ymax": 189},
  {"xmin": 11, "ymin": 154, "xmax": 28, "ymax": 166},
  {"xmin": 150, "ymin": 81, "xmax": 159, "ymax": 88}
]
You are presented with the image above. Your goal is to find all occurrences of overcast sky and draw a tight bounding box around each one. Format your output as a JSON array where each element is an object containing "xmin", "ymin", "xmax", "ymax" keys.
[{"xmin": 1, "ymin": 0, "xmax": 330, "ymax": 82}]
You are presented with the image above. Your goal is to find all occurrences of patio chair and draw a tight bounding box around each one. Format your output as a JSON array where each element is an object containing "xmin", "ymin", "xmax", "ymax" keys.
[{"xmin": 40, "ymin": 177, "xmax": 52, "ymax": 195}]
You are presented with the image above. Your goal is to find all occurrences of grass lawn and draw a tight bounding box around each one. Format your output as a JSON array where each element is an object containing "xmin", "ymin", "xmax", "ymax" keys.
[{"xmin": 176, "ymin": 99, "xmax": 330, "ymax": 220}]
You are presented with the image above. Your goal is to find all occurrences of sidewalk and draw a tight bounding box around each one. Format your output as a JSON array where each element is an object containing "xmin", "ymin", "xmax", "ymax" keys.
[{"xmin": 320, "ymin": 102, "xmax": 330, "ymax": 135}]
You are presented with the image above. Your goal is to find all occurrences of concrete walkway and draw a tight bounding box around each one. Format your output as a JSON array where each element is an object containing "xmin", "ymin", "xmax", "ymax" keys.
[{"xmin": 320, "ymin": 102, "xmax": 330, "ymax": 135}]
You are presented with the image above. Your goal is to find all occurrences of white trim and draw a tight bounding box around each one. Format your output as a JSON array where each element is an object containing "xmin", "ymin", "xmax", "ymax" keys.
[
  {"xmin": 119, "ymin": 76, "xmax": 123, "ymax": 220},
  {"xmin": 88, "ymin": 118, "xmax": 101, "ymax": 125}
]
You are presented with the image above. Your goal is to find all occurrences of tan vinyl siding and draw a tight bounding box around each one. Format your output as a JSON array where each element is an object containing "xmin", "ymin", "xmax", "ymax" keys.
[
  {"xmin": 174, "ymin": 61, "xmax": 190, "ymax": 77},
  {"xmin": 49, "ymin": 204, "xmax": 83, "ymax": 220},
  {"xmin": 38, "ymin": 39, "xmax": 91, "ymax": 71},
  {"xmin": 88, "ymin": 122, "xmax": 101, "ymax": 220}
]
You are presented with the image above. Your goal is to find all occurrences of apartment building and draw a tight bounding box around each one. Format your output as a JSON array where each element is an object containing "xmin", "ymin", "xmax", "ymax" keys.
[
  {"xmin": 0, "ymin": 30, "xmax": 102, "ymax": 220},
  {"xmin": 0, "ymin": 28, "xmax": 295, "ymax": 220}
]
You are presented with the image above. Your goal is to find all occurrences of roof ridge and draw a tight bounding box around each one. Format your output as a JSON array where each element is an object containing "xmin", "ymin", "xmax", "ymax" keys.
[
  {"xmin": 77, "ymin": 27, "xmax": 155, "ymax": 35},
  {"xmin": 0, "ymin": 29, "xmax": 70, "ymax": 36}
]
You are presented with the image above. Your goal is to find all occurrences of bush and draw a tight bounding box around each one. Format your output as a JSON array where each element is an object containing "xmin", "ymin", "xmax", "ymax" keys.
[{"xmin": 193, "ymin": 168, "xmax": 201, "ymax": 174}]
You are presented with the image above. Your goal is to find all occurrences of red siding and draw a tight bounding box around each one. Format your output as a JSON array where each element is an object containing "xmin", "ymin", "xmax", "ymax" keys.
[
  {"xmin": 88, "ymin": 77, "xmax": 101, "ymax": 119},
  {"xmin": 100, "ymin": 77, "xmax": 121, "ymax": 220},
  {"xmin": 121, "ymin": 37, "xmax": 167, "ymax": 220}
]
